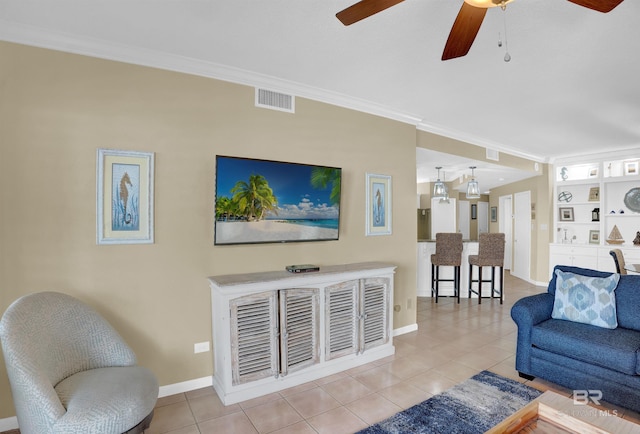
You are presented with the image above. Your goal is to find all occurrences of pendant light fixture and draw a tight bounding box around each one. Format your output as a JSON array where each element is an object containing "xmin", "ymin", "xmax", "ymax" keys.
[
  {"xmin": 439, "ymin": 171, "xmax": 450, "ymax": 204},
  {"xmin": 466, "ymin": 166, "xmax": 481, "ymax": 199},
  {"xmin": 433, "ymin": 167, "xmax": 447, "ymax": 198}
]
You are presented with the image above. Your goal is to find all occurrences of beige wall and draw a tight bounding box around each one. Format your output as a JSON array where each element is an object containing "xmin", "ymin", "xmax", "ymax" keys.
[
  {"xmin": 0, "ymin": 42, "xmax": 418, "ymax": 419},
  {"xmin": 490, "ymin": 164, "xmax": 553, "ymax": 283}
]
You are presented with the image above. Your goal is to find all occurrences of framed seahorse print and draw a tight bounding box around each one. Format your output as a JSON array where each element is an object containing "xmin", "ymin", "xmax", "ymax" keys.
[
  {"xmin": 97, "ymin": 149, "xmax": 154, "ymax": 244},
  {"xmin": 365, "ymin": 173, "xmax": 392, "ymax": 236}
]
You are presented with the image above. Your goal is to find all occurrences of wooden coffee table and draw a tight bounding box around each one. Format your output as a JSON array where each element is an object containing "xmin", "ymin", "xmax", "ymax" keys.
[{"xmin": 487, "ymin": 391, "xmax": 639, "ymax": 433}]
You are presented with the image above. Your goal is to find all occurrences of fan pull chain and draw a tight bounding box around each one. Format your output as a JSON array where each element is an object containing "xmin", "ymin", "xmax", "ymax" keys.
[{"xmin": 501, "ymin": 5, "xmax": 511, "ymax": 62}]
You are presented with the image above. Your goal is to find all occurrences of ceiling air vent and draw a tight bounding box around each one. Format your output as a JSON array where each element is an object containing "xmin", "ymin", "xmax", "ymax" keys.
[
  {"xmin": 486, "ymin": 148, "xmax": 499, "ymax": 161},
  {"xmin": 255, "ymin": 88, "xmax": 295, "ymax": 113}
]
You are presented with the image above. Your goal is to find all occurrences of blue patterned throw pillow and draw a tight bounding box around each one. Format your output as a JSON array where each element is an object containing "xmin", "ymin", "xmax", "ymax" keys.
[{"xmin": 552, "ymin": 270, "xmax": 620, "ymax": 329}]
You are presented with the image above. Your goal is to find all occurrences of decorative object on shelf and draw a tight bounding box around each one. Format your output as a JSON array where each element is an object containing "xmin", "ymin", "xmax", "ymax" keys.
[
  {"xmin": 620, "ymin": 209, "xmax": 625, "ymax": 214},
  {"xmin": 433, "ymin": 167, "xmax": 447, "ymax": 198},
  {"xmin": 589, "ymin": 230, "xmax": 600, "ymax": 245},
  {"xmin": 366, "ymin": 173, "xmax": 392, "ymax": 236},
  {"xmin": 610, "ymin": 210, "xmax": 616, "ymax": 214},
  {"xmin": 559, "ymin": 207, "xmax": 574, "ymax": 222},
  {"xmin": 624, "ymin": 187, "xmax": 640, "ymax": 213},
  {"xmin": 606, "ymin": 225, "xmax": 624, "ymax": 245},
  {"xmin": 491, "ymin": 206, "xmax": 497, "ymax": 222},
  {"xmin": 591, "ymin": 208, "xmax": 600, "ymax": 222},
  {"xmin": 560, "ymin": 167, "xmax": 568, "ymax": 181},
  {"xmin": 466, "ymin": 166, "xmax": 480, "ymax": 199},
  {"xmin": 588, "ymin": 167, "xmax": 598, "ymax": 178},
  {"xmin": 624, "ymin": 161, "xmax": 638, "ymax": 176},
  {"xmin": 558, "ymin": 191, "xmax": 572, "ymax": 202},
  {"xmin": 588, "ymin": 187, "xmax": 600, "ymax": 201},
  {"xmin": 634, "ymin": 232, "xmax": 640, "ymax": 246}
]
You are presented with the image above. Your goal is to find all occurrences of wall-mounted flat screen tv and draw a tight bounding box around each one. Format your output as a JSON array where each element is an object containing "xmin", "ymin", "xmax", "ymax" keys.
[{"xmin": 214, "ymin": 155, "xmax": 342, "ymax": 245}]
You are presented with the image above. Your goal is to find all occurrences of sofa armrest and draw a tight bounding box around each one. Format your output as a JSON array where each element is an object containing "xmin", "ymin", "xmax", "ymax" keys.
[
  {"xmin": 510, "ymin": 293, "xmax": 554, "ymax": 375},
  {"xmin": 511, "ymin": 293, "xmax": 554, "ymax": 327}
]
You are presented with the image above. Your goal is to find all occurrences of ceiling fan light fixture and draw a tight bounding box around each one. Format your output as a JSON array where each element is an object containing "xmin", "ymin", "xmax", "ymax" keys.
[
  {"xmin": 466, "ymin": 166, "xmax": 481, "ymax": 199},
  {"xmin": 463, "ymin": 0, "xmax": 513, "ymax": 8}
]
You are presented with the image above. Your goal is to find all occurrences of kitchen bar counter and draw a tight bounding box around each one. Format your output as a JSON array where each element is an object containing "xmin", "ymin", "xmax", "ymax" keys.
[{"xmin": 418, "ymin": 240, "xmax": 492, "ymax": 299}]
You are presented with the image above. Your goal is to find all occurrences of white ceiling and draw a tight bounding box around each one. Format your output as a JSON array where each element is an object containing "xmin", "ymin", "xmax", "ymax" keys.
[
  {"xmin": 1, "ymin": 0, "xmax": 638, "ymax": 185},
  {"xmin": 416, "ymin": 148, "xmax": 537, "ymax": 192}
]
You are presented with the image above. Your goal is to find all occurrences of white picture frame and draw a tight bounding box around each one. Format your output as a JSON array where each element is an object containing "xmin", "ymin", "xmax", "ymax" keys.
[
  {"xmin": 365, "ymin": 173, "xmax": 392, "ymax": 236},
  {"xmin": 97, "ymin": 149, "xmax": 155, "ymax": 244}
]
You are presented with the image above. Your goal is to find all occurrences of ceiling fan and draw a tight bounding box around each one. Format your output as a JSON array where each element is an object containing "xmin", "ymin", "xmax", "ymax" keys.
[{"xmin": 336, "ymin": 0, "xmax": 624, "ymax": 60}]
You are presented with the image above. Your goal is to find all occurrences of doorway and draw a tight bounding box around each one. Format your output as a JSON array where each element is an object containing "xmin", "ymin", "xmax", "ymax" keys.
[
  {"xmin": 499, "ymin": 195, "xmax": 512, "ymax": 270},
  {"xmin": 513, "ymin": 191, "xmax": 532, "ymax": 282}
]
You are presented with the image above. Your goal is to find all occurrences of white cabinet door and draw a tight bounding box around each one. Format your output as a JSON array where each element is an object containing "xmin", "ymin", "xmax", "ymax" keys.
[
  {"xmin": 325, "ymin": 277, "xmax": 390, "ymax": 359},
  {"xmin": 325, "ymin": 281, "xmax": 359, "ymax": 361},
  {"xmin": 230, "ymin": 291, "xmax": 279, "ymax": 385},
  {"xmin": 360, "ymin": 277, "xmax": 390, "ymax": 353},
  {"xmin": 279, "ymin": 288, "xmax": 320, "ymax": 376},
  {"xmin": 549, "ymin": 244, "xmax": 599, "ymax": 278}
]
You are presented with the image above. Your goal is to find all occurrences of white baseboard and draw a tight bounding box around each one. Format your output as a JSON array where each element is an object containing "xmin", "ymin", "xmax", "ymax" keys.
[
  {"xmin": 0, "ymin": 416, "xmax": 18, "ymax": 431},
  {"xmin": 393, "ymin": 323, "xmax": 418, "ymax": 336},
  {"xmin": 158, "ymin": 375, "xmax": 213, "ymax": 398}
]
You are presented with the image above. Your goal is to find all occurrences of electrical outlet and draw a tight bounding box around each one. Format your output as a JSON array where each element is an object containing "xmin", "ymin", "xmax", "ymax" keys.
[
  {"xmin": 194, "ymin": 341, "xmax": 210, "ymax": 354},
  {"xmin": 394, "ymin": 304, "xmax": 401, "ymax": 312}
]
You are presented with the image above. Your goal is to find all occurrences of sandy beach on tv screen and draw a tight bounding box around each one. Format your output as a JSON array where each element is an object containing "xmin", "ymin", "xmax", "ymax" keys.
[{"xmin": 216, "ymin": 220, "xmax": 338, "ymax": 243}]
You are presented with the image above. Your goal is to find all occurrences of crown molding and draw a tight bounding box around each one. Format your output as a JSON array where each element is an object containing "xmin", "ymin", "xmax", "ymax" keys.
[
  {"xmin": 416, "ymin": 120, "xmax": 547, "ymax": 164},
  {"xmin": 0, "ymin": 19, "xmax": 423, "ymax": 127},
  {"xmin": 1, "ymin": 18, "xmax": 583, "ymax": 164}
]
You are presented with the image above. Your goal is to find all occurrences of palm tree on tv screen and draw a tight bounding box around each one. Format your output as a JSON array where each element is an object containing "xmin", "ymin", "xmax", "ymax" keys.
[
  {"xmin": 231, "ymin": 174, "xmax": 278, "ymax": 221},
  {"xmin": 310, "ymin": 167, "xmax": 341, "ymax": 207}
]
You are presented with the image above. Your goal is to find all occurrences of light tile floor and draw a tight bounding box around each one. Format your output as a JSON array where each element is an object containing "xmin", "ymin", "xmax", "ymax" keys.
[{"xmin": 3, "ymin": 272, "xmax": 640, "ymax": 434}]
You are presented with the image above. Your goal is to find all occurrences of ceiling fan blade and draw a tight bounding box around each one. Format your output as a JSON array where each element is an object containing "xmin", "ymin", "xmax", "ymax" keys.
[
  {"xmin": 567, "ymin": 0, "xmax": 624, "ymax": 13},
  {"xmin": 442, "ymin": 3, "xmax": 487, "ymax": 61},
  {"xmin": 336, "ymin": 0, "xmax": 404, "ymax": 25}
]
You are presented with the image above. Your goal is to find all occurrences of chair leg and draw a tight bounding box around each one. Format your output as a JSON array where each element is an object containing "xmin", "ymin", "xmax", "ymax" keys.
[
  {"xmin": 499, "ymin": 266, "xmax": 504, "ymax": 304},
  {"xmin": 456, "ymin": 266, "xmax": 461, "ymax": 304},
  {"xmin": 434, "ymin": 265, "xmax": 439, "ymax": 303},
  {"xmin": 468, "ymin": 263, "xmax": 473, "ymax": 300},
  {"xmin": 491, "ymin": 265, "xmax": 497, "ymax": 302},
  {"xmin": 478, "ymin": 266, "xmax": 482, "ymax": 304}
]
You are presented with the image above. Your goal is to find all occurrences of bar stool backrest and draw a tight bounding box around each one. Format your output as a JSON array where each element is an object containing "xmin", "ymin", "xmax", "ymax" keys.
[
  {"xmin": 476, "ymin": 233, "xmax": 505, "ymax": 266},
  {"xmin": 434, "ymin": 232, "xmax": 463, "ymax": 266}
]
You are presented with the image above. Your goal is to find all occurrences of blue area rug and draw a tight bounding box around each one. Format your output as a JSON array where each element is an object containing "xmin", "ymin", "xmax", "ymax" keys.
[{"xmin": 357, "ymin": 370, "xmax": 542, "ymax": 434}]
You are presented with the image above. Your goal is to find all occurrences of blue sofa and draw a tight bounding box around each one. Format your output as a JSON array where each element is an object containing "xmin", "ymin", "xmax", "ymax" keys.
[{"xmin": 511, "ymin": 265, "xmax": 640, "ymax": 413}]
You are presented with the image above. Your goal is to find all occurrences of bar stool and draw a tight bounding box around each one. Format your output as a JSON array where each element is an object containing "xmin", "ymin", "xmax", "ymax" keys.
[
  {"xmin": 468, "ymin": 233, "xmax": 505, "ymax": 304},
  {"xmin": 431, "ymin": 232, "xmax": 463, "ymax": 303},
  {"xmin": 609, "ymin": 249, "xmax": 627, "ymax": 275}
]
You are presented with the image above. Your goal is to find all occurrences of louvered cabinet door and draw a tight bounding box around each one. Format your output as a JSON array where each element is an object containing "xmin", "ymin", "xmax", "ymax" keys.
[
  {"xmin": 325, "ymin": 280, "xmax": 359, "ymax": 360},
  {"xmin": 230, "ymin": 291, "xmax": 279, "ymax": 385},
  {"xmin": 360, "ymin": 277, "xmax": 390, "ymax": 353},
  {"xmin": 279, "ymin": 288, "xmax": 320, "ymax": 376}
]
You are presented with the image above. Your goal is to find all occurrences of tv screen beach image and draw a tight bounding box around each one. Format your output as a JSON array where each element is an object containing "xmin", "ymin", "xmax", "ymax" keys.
[{"xmin": 214, "ymin": 156, "xmax": 341, "ymax": 245}]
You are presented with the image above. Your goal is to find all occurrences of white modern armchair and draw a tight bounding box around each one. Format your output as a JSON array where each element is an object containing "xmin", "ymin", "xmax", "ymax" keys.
[{"xmin": 0, "ymin": 291, "xmax": 158, "ymax": 434}]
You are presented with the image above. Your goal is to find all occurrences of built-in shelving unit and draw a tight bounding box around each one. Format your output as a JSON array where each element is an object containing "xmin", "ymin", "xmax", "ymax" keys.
[{"xmin": 550, "ymin": 152, "xmax": 640, "ymax": 276}]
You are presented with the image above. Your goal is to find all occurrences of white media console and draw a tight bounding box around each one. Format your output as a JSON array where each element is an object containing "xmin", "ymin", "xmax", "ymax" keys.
[{"xmin": 208, "ymin": 262, "xmax": 396, "ymax": 405}]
